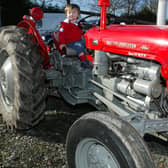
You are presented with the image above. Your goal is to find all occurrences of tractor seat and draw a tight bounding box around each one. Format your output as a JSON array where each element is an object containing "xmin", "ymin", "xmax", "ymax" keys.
[
  {"xmin": 52, "ymin": 32, "xmax": 77, "ymax": 56},
  {"xmin": 66, "ymin": 47, "xmax": 77, "ymax": 56}
]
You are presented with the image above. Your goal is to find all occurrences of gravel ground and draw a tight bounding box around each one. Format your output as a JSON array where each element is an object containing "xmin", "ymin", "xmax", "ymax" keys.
[
  {"xmin": 1, "ymin": 97, "xmax": 168, "ymax": 168},
  {"xmin": 0, "ymin": 113, "xmax": 70, "ymax": 168},
  {"xmin": 0, "ymin": 97, "xmax": 94, "ymax": 168}
]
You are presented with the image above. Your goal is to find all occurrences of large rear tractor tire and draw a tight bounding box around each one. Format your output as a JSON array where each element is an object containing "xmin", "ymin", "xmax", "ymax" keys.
[
  {"xmin": 66, "ymin": 112, "xmax": 155, "ymax": 168},
  {"xmin": 0, "ymin": 26, "xmax": 46, "ymax": 129}
]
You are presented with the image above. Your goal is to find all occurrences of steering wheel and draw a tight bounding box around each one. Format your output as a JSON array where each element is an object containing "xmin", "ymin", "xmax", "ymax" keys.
[{"xmin": 78, "ymin": 15, "xmax": 100, "ymax": 33}]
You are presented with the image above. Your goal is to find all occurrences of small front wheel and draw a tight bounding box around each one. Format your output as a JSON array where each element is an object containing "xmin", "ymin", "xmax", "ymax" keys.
[{"xmin": 66, "ymin": 112, "xmax": 155, "ymax": 168}]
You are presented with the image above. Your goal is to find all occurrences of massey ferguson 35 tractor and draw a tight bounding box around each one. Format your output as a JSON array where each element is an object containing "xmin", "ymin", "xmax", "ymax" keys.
[{"xmin": 2, "ymin": 0, "xmax": 168, "ymax": 167}]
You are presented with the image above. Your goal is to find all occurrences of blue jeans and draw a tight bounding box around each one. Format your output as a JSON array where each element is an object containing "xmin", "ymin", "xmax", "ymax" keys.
[{"xmin": 67, "ymin": 39, "xmax": 85, "ymax": 55}]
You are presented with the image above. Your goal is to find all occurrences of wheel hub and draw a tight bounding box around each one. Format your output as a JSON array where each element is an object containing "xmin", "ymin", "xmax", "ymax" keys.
[
  {"xmin": 0, "ymin": 57, "xmax": 14, "ymax": 107},
  {"xmin": 76, "ymin": 138, "xmax": 120, "ymax": 168}
]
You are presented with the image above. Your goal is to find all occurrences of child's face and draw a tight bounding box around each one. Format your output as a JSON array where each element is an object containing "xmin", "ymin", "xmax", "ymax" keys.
[{"xmin": 67, "ymin": 8, "xmax": 80, "ymax": 22}]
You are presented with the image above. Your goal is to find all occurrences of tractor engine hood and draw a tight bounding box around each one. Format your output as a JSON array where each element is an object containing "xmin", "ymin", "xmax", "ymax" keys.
[{"xmin": 85, "ymin": 24, "xmax": 168, "ymax": 65}]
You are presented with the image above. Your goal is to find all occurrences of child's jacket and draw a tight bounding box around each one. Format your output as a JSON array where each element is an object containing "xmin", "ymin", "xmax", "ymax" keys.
[{"xmin": 59, "ymin": 19, "xmax": 83, "ymax": 45}]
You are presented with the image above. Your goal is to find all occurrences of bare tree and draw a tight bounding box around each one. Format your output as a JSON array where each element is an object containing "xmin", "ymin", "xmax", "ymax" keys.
[
  {"xmin": 125, "ymin": 0, "xmax": 144, "ymax": 16},
  {"xmin": 146, "ymin": 0, "xmax": 158, "ymax": 13},
  {"xmin": 108, "ymin": 0, "xmax": 125, "ymax": 15},
  {"xmin": 107, "ymin": 0, "xmax": 144, "ymax": 16}
]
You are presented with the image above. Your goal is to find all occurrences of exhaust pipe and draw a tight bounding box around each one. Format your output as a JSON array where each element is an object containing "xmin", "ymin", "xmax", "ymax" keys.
[
  {"xmin": 97, "ymin": 0, "xmax": 110, "ymax": 30},
  {"xmin": 157, "ymin": 0, "xmax": 167, "ymax": 25}
]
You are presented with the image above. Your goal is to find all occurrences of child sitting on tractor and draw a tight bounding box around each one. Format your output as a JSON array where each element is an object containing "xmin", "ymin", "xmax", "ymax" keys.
[{"xmin": 58, "ymin": 4, "xmax": 90, "ymax": 68}]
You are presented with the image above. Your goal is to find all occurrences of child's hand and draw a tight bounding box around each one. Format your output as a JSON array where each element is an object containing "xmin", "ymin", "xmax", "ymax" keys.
[
  {"xmin": 59, "ymin": 44, "xmax": 67, "ymax": 50},
  {"xmin": 59, "ymin": 44, "xmax": 67, "ymax": 55}
]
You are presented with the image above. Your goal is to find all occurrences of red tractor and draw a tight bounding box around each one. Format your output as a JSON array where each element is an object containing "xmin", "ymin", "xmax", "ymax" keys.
[{"xmin": 1, "ymin": 0, "xmax": 168, "ymax": 167}]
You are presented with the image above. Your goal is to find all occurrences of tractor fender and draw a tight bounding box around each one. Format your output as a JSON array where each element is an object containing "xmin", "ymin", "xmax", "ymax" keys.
[{"xmin": 17, "ymin": 20, "xmax": 50, "ymax": 65}]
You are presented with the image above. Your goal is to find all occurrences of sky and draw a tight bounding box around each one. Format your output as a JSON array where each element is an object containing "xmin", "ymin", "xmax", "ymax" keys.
[
  {"xmin": 32, "ymin": 0, "xmax": 168, "ymax": 19},
  {"xmin": 31, "ymin": 0, "xmax": 99, "ymax": 12}
]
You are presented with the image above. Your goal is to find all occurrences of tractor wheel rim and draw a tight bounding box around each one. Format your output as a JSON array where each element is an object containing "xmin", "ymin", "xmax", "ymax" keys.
[
  {"xmin": 75, "ymin": 138, "xmax": 120, "ymax": 168},
  {"xmin": 0, "ymin": 57, "xmax": 14, "ymax": 108}
]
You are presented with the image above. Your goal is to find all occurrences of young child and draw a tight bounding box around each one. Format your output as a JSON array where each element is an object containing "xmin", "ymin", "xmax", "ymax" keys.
[{"xmin": 58, "ymin": 4, "xmax": 89, "ymax": 67}]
